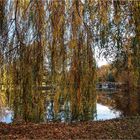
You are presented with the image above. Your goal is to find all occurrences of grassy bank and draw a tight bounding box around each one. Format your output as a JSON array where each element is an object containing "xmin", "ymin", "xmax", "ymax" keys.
[{"xmin": 0, "ymin": 117, "xmax": 140, "ymax": 139}]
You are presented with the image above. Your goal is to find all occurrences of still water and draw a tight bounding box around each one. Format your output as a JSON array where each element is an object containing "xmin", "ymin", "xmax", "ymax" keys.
[
  {"xmin": 0, "ymin": 90, "xmax": 140, "ymax": 123},
  {"xmin": 0, "ymin": 103, "xmax": 120, "ymax": 123}
]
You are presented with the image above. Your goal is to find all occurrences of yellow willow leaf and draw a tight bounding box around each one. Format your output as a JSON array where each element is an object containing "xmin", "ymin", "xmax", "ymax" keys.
[
  {"xmin": 88, "ymin": 0, "xmax": 95, "ymax": 7},
  {"xmin": 54, "ymin": 91, "xmax": 60, "ymax": 113},
  {"xmin": 59, "ymin": 16, "xmax": 65, "ymax": 26},
  {"xmin": 90, "ymin": 13, "xmax": 96, "ymax": 21},
  {"xmin": 69, "ymin": 39, "xmax": 77, "ymax": 49},
  {"xmin": 114, "ymin": 14, "xmax": 121, "ymax": 24},
  {"xmin": 19, "ymin": 0, "xmax": 30, "ymax": 10}
]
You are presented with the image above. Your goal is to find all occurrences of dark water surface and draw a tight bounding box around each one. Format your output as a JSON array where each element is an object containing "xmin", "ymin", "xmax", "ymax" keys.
[{"xmin": 0, "ymin": 90, "xmax": 140, "ymax": 123}]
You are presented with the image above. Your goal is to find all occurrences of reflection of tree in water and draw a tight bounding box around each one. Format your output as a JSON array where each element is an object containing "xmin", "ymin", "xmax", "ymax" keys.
[
  {"xmin": 0, "ymin": 107, "xmax": 13, "ymax": 123},
  {"xmin": 0, "ymin": 108, "xmax": 5, "ymax": 122},
  {"xmin": 0, "ymin": 92, "xmax": 6, "ymax": 121},
  {"xmin": 95, "ymin": 90, "xmax": 140, "ymax": 119},
  {"xmin": 46, "ymin": 93, "xmax": 97, "ymax": 122},
  {"xmin": 112, "ymin": 90, "xmax": 140, "ymax": 117},
  {"xmin": 0, "ymin": 93, "xmax": 13, "ymax": 123}
]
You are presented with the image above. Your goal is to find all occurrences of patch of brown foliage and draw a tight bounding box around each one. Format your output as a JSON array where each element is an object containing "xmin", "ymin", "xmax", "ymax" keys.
[{"xmin": 0, "ymin": 117, "xmax": 140, "ymax": 139}]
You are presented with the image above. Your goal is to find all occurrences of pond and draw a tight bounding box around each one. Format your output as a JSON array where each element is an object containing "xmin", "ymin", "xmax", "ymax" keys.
[
  {"xmin": 0, "ymin": 90, "xmax": 140, "ymax": 123},
  {"xmin": 0, "ymin": 103, "xmax": 120, "ymax": 123}
]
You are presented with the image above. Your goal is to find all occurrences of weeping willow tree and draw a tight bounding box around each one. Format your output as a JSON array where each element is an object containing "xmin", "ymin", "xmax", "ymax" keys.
[
  {"xmin": 67, "ymin": 0, "xmax": 97, "ymax": 120},
  {"xmin": 46, "ymin": 0, "xmax": 97, "ymax": 121},
  {"xmin": 131, "ymin": 2, "xmax": 140, "ymax": 88},
  {"xmin": 0, "ymin": 0, "xmax": 46, "ymax": 122},
  {"xmin": 0, "ymin": 0, "xmax": 8, "ymax": 109},
  {"xmin": 0, "ymin": 0, "xmax": 98, "ymax": 122},
  {"xmin": 97, "ymin": 0, "xmax": 140, "ymax": 90},
  {"xmin": 0, "ymin": 0, "xmax": 140, "ymax": 122},
  {"xmin": 119, "ymin": 1, "xmax": 140, "ymax": 90}
]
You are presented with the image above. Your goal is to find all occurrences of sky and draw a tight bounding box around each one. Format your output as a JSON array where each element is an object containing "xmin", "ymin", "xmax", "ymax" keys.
[
  {"xmin": 96, "ymin": 57, "xmax": 108, "ymax": 67},
  {"xmin": 95, "ymin": 47, "xmax": 109, "ymax": 67}
]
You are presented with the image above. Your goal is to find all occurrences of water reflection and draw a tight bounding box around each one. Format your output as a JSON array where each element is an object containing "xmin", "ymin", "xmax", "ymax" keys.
[
  {"xmin": 45, "ymin": 98, "xmax": 96, "ymax": 122},
  {"xmin": 0, "ymin": 107, "xmax": 13, "ymax": 123},
  {"xmin": 98, "ymin": 90, "xmax": 140, "ymax": 117},
  {"xmin": 1, "ymin": 90, "xmax": 140, "ymax": 123},
  {"xmin": 96, "ymin": 104, "xmax": 120, "ymax": 120},
  {"xmin": 0, "ymin": 103, "xmax": 120, "ymax": 123},
  {"xmin": 112, "ymin": 90, "xmax": 140, "ymax": 117},
  {"xmin": 45, "ymin": 101, "xmax": 120, "ymax": 122}
]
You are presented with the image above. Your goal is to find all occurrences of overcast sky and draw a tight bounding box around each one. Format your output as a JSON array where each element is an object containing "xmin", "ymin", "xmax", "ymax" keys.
[{"xmin": 96, "ymin": 57, "xmax": 108, "ymax": 67}]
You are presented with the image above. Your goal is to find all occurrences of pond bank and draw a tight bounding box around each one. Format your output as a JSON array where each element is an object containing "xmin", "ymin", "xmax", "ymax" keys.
[{"xmin": 0, "ymin": 116, "xmax": 140, "ymax": 139}]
